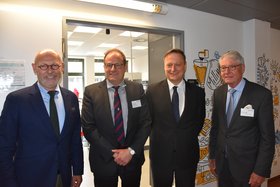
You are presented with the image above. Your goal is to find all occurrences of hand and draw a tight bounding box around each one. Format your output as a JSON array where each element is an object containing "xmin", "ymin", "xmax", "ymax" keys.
[
  {"xmin": 249, "ymin": 172, "xmax": 265, "ymax": 187},
  {"xmin": 209, "ymin": 159, "xmax": 217, "ymax": 177},
  {"xmin": 72, "ymin": 175, "xmax": 82, "ymax": 187},
  {"xmin": 112, "ymin": 149, "xmax": 132, "ymax": 166}
]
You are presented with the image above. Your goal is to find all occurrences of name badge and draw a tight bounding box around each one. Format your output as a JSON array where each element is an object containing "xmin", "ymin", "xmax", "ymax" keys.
[
  {"xmin": 240, "ymin": 104, "xmax": 254, "ymax": 117},
  {"xmin": 132, "ymin": 100, "xmax": 141, "ymax": 108}
]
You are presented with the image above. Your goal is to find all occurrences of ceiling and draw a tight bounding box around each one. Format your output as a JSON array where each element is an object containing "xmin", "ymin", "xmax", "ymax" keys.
[
  {"xmin": 67, "ymin": 25, "xmax": 167, "ymax": 57},
  {"xmin": 157, "ymin": 0, "xmax": 280, "ymax": 30},
  {"xmin": 67, "ymin": 0, "xmax": 280, "ymax": 57}
]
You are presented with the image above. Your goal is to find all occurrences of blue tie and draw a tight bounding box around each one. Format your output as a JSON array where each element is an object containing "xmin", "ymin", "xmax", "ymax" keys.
[
  {"xmin": 172, "ymin": 86, "xmax": 180, "ymax": 122},
  {"xmin": 227, "ymin": 88, "xmax": 236, "ymax": 126},
  {"xmin": 113, "ymin": 86, "xmax": 125, "ymax": 146}
]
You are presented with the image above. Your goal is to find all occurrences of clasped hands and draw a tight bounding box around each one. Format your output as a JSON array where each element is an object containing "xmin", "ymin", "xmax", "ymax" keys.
[{"xmin": 112, "ymin": 149, "xmax": 132, "ymax": 166}]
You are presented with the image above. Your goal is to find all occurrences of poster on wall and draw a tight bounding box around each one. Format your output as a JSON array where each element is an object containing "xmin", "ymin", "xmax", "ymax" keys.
[{"xmin": 0, "ymin": 60, "xmax": 25, "ymax": 93}]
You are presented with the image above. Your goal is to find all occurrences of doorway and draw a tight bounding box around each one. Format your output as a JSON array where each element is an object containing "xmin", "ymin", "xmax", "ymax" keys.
[
  {"xmin": 62, "ymin": 18, "xmax": 184, "ymax": 93},
  {"xmin": 62, "ymin": 18, "xmax": 184, "ymax": 187}
]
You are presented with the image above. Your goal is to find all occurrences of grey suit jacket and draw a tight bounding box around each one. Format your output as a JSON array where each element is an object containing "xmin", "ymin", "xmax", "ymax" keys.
[
  {"xmin": 81, "ymin": 79, "xmax": 151, "ymax": 177},
  {"xmin": 209, "ymin": 79, "xmax": 275, "ymax": 181}
]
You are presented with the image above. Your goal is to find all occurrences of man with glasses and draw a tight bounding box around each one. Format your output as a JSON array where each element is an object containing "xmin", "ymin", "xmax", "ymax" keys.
[
  {"xmin": 0, "ymin": 49, "xmax": 84, "ymax": 187},
  {"xmin": 209, "ymin": 50, "xmax": 275, "ymax": 187},
  {"xmin": 81, "ymin": 48, "xmax": 151, "ymax": 187}
]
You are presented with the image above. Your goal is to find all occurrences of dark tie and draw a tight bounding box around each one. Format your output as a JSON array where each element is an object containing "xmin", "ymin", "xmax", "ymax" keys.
[
  {"xmin": 172, "ymin": 86, "xmax": 180, "ymax": 122},
  {"xmin": 113, "ymin": 86, "xmax": 125, "ymax": 146},
  {"xmin": 48, "ymin": 91, "xmax": 60, "ymax": 136},
  {"xmin": 227, "ymin": 88, "xmax": 236, "ymax": 126}
]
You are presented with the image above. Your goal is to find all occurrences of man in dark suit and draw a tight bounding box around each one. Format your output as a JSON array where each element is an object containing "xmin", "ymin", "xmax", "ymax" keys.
[
  {"xmin": 209, "ymin": 50, "xmax": 275, "ymax": 187},
  {"xmin": 81, "ymin": 48, "xmax": 151, "ymax": 187},
  {"xmin": 146, "ymin": 49, "xmax": 205, "ymax": 187},
  {"xmin": 0, "ymin": 49, "xmax": 84, "ymax": 187}
]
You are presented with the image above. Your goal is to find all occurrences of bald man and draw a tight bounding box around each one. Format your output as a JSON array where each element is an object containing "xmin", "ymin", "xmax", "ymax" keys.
[{"xmin": 0, "ymin": 49, "xmax": 84, "ymax": 187}]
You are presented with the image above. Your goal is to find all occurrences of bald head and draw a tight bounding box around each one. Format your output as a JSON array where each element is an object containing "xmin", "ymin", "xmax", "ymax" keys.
[{"xmin": 34, "ymin": 49, "xmax": 63, "ymax": 65}]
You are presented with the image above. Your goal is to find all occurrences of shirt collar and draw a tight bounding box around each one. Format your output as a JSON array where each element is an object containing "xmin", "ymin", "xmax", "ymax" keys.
[
  {"xmin": 228, "ymin": 78, "xmax": 245, "ymax": 93},
  {"xmin": 37, "ymin": 82, "xmax": 60, "ymax": 95},
  {"xmin": 106, "ymin": 79, "xmax": 126, "ymax": 89},
  {"xmin": 167, "ymin": 79, "xmax": 185, "ymax": 91}
]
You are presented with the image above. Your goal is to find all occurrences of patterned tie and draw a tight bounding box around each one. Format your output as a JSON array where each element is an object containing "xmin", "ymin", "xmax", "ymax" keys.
[
  {"xmin": 227, "ymin": 88, "xmax": 236, "ymax": 126},
  {"xmin": 172, "ymin": 86, "xmax": 180, "ymax": 122},
  {"xmin": 113, "ymin": 86, "xmax": 125, "ymax": 146},
  {"xmin": 48, "ymin": 91, "xmax": 60, "ymax": 136}
]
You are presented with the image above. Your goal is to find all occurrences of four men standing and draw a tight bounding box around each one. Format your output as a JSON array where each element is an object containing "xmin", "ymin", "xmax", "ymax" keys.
[{"xmin": 0, "ymin": 48, "xmax": 276, "ymax": 187}]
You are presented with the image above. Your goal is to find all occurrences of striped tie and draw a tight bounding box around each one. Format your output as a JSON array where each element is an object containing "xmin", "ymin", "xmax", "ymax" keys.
[{"xmin": 113, "ymin": 86, "xmax": 125, "ymax": 146}]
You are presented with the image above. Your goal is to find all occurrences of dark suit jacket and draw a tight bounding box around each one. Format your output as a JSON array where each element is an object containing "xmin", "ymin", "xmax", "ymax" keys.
[
  {"xmin": 0, "ymin": 83, "xmax": 83, "ymax": 187},
  {"xmin": 81, "ymin": 79, "xmax": 151, "ymax": 177},
  {"xmin": 209, "ymin": 79, "xmax": 275, "ymax": 181},
  {"xmin": 146, "ymin": 79, "xmax": 205, "ymax": 169}
]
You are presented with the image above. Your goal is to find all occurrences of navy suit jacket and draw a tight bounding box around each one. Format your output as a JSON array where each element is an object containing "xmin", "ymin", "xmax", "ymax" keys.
[
  {"xmin": 146, "ymin": 79, "xmax": 205, "ymax": 170},
  {"xmin": 209, "ymin": 79, "xmax": 275, "ymax": 181},
  {"xmin": 0, "ymin": 83, "xmax": 83, "ymax": 187},
  {"xmin": 81, "ymin": 80, "xmax": 151, "ymax": 177}
]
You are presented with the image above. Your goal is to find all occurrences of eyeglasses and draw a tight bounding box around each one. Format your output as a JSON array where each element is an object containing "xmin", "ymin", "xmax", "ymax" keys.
[
  {"xmin": 38, "ymin": 64, "xmax": 61, "ymax": 70},
  {"xmin": 104, "ymin": 63, "xmax": 124, "ymax": 69},
  {"xmin": 219, "ymin": 64, "xmax": 241, "ymax": 72}
]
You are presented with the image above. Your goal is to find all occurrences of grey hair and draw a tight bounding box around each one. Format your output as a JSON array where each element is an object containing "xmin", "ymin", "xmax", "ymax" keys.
[{"xmin": 219, "ymin": 50, "xmax": 244, "ymax": 65}]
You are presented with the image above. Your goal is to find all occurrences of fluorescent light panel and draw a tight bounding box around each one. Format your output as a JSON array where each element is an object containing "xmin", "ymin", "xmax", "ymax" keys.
[
  {"xmin": 132, "ymin": 46, "xmax": 148, "ymax": 50},
  {"xmin": 73, "ymin": 26, "xmax": 102, "ymax": 33},
  {"xmin": 120, "ymin": 31, "xmax": 145, "ymax": 37},
  {"xmin": 77, "ymin": 0, "xmax": 168, "ymax": 15},
  {"xmin": 98, "ymin": 43, "xmax": 119, "ymax": 48}
]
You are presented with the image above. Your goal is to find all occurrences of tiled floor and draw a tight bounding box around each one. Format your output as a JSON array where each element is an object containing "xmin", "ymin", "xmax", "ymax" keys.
[{"xmin": 81, "ymin": 148, "xmax": 151, "ymax": 187}]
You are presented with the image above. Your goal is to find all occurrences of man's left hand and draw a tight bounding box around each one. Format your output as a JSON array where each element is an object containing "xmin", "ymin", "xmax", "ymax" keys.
[
  {"xmin": 112, "ymin": 149, "xmax": 132, "ymax": 166},
  {"xmin": 249, "ymin": 172, "xmax": 265, "ymax": 187},
  {"xmin": 72, "ymin": 175, "xmax": 82, "ymax": 187}
]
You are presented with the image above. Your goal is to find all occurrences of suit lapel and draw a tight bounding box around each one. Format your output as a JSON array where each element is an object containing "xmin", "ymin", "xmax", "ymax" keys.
[
  {"xmin": 221, "ymin": 85, "xmax": 228, "ymax": 126},
  {"xmin": 229, "ymin": 80, "xmax": 250, "ymax": 126},
  {"xmin": 29, "ymin": 83, "xmax": 57, "ymax": 138},
  {"xmin": 100, "ymin": 80, "xmax": 115, "ymax": 131},
  {"xmin": 60, "ymin": 88, "xmax": 70, "ymax": 138},
  {"xmin": 162, "ymin": 80, "xmax": 177, "ymax": 123}
]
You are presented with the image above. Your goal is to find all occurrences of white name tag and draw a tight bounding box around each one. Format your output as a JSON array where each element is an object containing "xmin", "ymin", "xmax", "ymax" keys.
[
  {"xmin": 240, "ymin": 108, "xmax": 254, "ymax": 117},
  {"xmin": 132, "ymin": 100, "xmax": 141, "ymax": 108}
]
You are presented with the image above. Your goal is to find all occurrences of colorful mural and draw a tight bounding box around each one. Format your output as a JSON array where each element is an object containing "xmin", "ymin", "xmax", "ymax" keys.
[
  {"xmin": 256, "ymin": 54, "xmax": 280, "ymax": 177},
  {"xmin": 193, "ymin": 49, "xmax": 222, "ymax": 185}
]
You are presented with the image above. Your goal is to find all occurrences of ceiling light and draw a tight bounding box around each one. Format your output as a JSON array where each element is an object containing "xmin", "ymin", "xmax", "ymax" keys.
[
  {"xmin": 73, "ymin": 26, "xmax": 102, "ymax": 33},
  {"xmin": 76, "ymin": 0, "xmax": 168, "ymax": 15},
  {"xmin": 120, "ymin": 31, "xmax": 145, "ymax": 37},
  {"xmin": 98, "ymin": 43, "xmax": 119, "ymax": 48},
  {"xmin": 132, "ymin": 46, "xmax": 148, "ymax": 50}
]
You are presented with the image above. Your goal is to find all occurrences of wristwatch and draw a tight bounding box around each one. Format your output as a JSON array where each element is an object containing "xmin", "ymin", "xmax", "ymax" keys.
[{"xmin": 128, "ymin": 147, "xmax": 135, "ymax": 156}]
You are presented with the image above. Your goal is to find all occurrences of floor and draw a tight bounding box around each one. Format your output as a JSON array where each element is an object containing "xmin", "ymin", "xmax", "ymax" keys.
[
  {"xmin": 268, "ymin": 176, "xmax": 280, "ymax": 187},
  {"xmin": 81, "ymin": 147, "xmax": 151, "ymax": 187}
]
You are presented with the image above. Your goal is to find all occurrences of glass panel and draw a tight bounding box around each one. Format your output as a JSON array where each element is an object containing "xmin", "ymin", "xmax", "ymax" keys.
[
  {"xmin": 68, "ymin": 61, "xmax": 83, "ymax": 73},
  {"xmin": 68, "ymin": 76, "xmax": 84, "ymax": 101}
]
